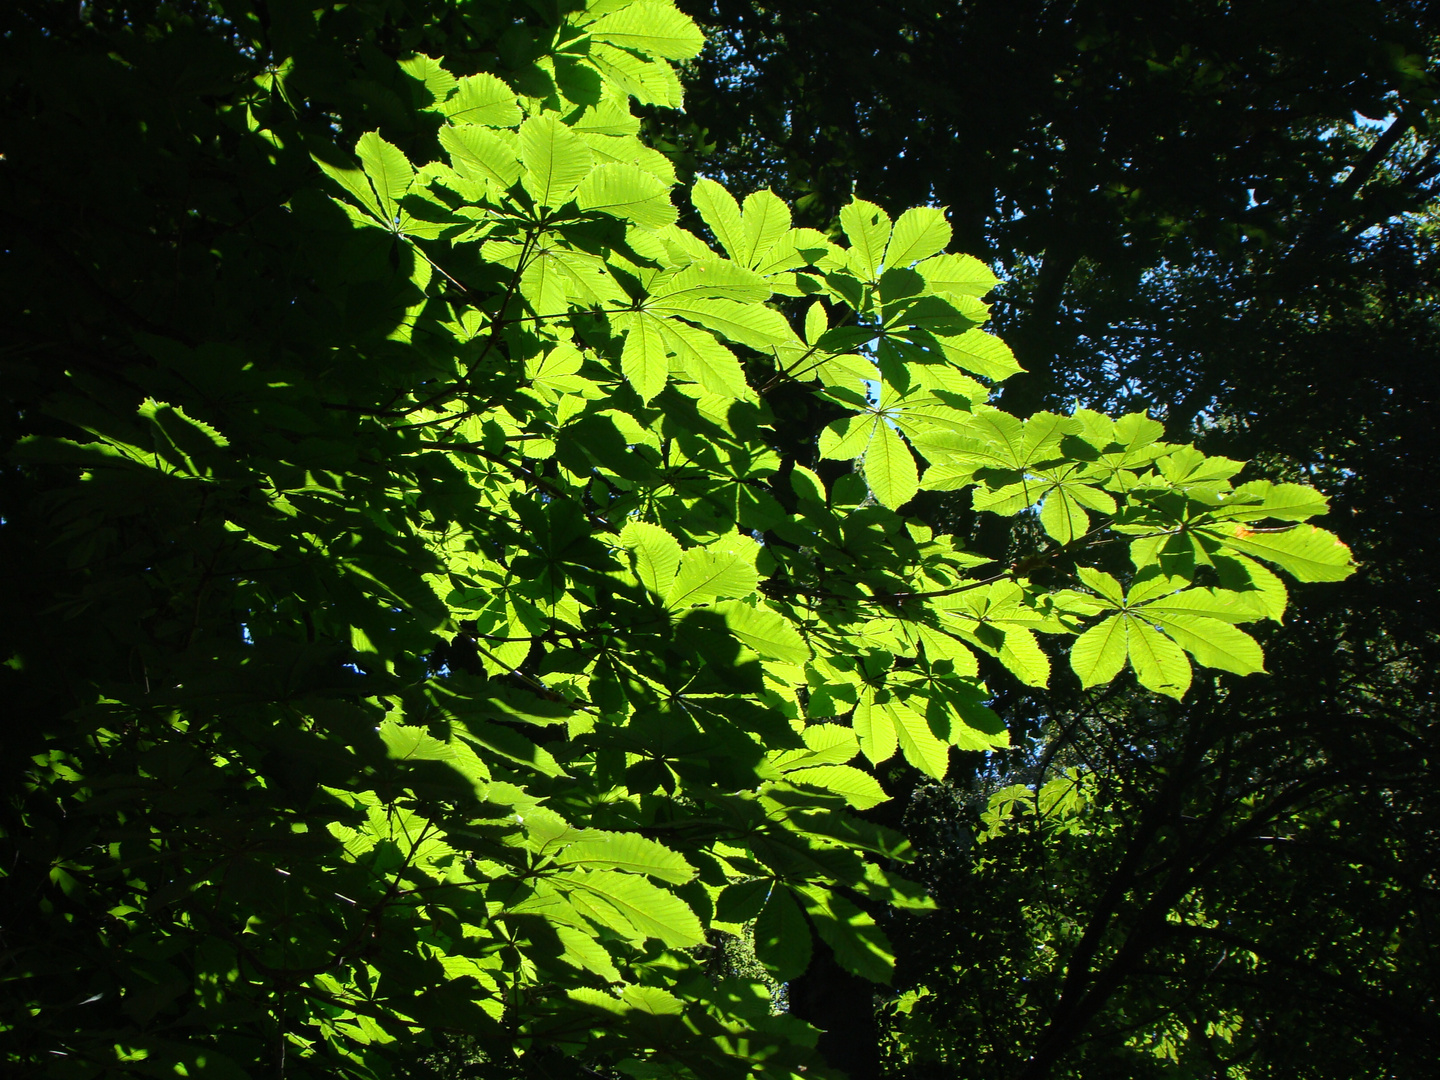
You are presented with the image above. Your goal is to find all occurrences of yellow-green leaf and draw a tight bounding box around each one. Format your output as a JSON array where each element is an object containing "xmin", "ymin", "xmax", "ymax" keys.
[{"xmin": 520, "ymin": 113, "xmax": 592, "ymax": 209}]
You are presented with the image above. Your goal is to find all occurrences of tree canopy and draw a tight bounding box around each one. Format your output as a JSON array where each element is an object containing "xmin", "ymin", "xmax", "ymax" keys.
[{"xmin": 0, "ymin": 2, "xmax": 1371, "ymax": 1079}]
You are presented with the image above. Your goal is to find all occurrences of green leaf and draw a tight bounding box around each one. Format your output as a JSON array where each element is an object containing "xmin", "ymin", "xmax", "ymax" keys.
[
  {"xmin": 398, "ymin": 53, "xmax": 458, "ymax": 105},
  {"xmin": 554, "ymin": 924, "xmax": 622, "ymax": 982},
  {"xmin": 853, "ymin": 691, "xmax": 898, "ymax": 765},
  {"xmin": 1147, "ymin": 612, "xmax": 1265, "ymax": 675},
  {"xmin": 586, "ymin": 1, "xmax": 705, "ymax": 60},
  {"xmin": 741, "ymin": 189, "xmax": 792, "ymax": 268},
  {"xmin": 1218, "ymin": 480, "xmax": 1330, "ymax": 522},
  {"xmin": 864, "ymin": 422, "xmax": 919, "ymax": 509},
  {"xmin": 797, "ymin": 886, "xmax": 894, "ymax": 983},
  {"xmin": 1142, "ymin": 587, "xmax": 1264, "ymax": 624},
  {"xmin": 804, "ymin": 300, "xmax": 828, "ymax": 345},
  {"xmin": 1076, "ymin": 567, "xmax": 1125, "ymax": 606},
  {"xmin": 937, "ymin": 329, "xmax": 1023, "ymax": 381},
  {"xmin": 1071, "ymin": 614, "xmax": 1128, "ymax": 688},
  {"xmin": 820, "ymin": 414, "xmax": 880, "ymax": 461},
  {"xmin": 656, "ymin": 318, "xmax": 750, "ymax": 399},
  {"xmin": 557, "ymin": 832, "xmax": 696, "ymax": 884},
  {"xmin": 620, "ymin": 520, "xmax": 682, "ymax": 597},
  {"xmin": 1039, "ymin": 487, "xmax": 1090, "ymax": 544},
  {"xmin": 754, "ymin": 885, "xmax": 812, "ymax": 981},
  {"xmin": 997, "ymin": 627, "xmax": 1050, "ymax": 688},
  {"xmin": 1125, "ymin": 618, "xmax": 1192, "ymax": 698},
  {"xmin": 887, "ymin": 699, "xmax": 949, "ymax": 779},
  {"xmin": 439, "ymin": 124, "xmax": 522, "ymax": 188},
  {"xmin": 578, "ymin": 163, "xmax": 677, "ymax": 227},
  {"xmin": 563, "ymin": 869, "xmax": 704, "ymax": 948},
  {"xmin": 666, "ymin": 538, "xmax": 759, "ymax": 609},
  {"xmin": 916, "ymin": 252, "xmax": 1000, "ymax": 297},
  {"xmin": 458, "ymin": 721, "xmax": 564, "ymax": 777},
  {"xmin": 840, "ymin": 198, "xmax": 892, "ymax": 279},
  {"xmin": 885, "ymin": 207, "xmax": 951, "ymax": 268},
  {"xmin": 520, "ymin": 112, "xmax": 593, "ymax": 209},
  {"xmin": 717, "ymin": 879, "xmax": 772, "ymax": 923},
  {"xmin": 440, "ymin": 72, "xmax": 521, "ymax": 127},
  {"xmin": 314, "ymin": 154, "xmax": 386, "ymax": 222},
  {"xmin": 775, "ymin": 724, "xmax": 862, "ymax": 770},
  {"xmin": 653, "ymin": 296, "xmax": 797, "ymax": 351},
  {"xmin": 692, "ymin": 177, "xmax": 746, "ymax": 260},
  {"xmin": 619, "ymin": 312, "xmax": 668, "ymax": 403},
  {"xmin": 1214, "ymin": 554, "xmax": 1289, "ymax": 622},
  {"xmin": 786, "ymin": 765, "xmax": 889, "ymax": 810},
  {"xmin": 1217, "ymin": 524, "xmax": 1356, "ymax": 582},
  {"xmin": 355, "ymin": 131, "xmax": 414, "ymax": 226},
  {"xmin": 718, "ymin": 600, "xmax": 811, "ymax": 662}
]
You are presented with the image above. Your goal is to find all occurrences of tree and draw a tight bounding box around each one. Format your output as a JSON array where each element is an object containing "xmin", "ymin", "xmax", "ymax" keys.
[{"xmin": 0, "ymin": 2, "xmax": 1352, "ymax": 1078}]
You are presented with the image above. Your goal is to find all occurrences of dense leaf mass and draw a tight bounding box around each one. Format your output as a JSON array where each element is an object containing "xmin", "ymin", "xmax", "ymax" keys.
[{"xmin": 0, "ymin": 1, "xmax": 1354, "ymax": 1078}]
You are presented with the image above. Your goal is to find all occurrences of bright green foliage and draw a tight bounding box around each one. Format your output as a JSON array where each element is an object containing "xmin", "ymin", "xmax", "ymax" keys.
[{"xmin": 0, "ymin": 1, "xmax": 1352, "ymax": 1077}]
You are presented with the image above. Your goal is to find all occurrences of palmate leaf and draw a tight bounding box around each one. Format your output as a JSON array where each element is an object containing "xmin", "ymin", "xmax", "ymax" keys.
[
  {"xmin": 1070, "ymin": 612, "xmax": 1192, "ymax": 698},
  {"xmin": 1069, "ymin": 569, "xmax": 1268, "ymax": 694},
  {"xmin": 316, "ymin": 131, "xmax": 424, "ymax": 232}
]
